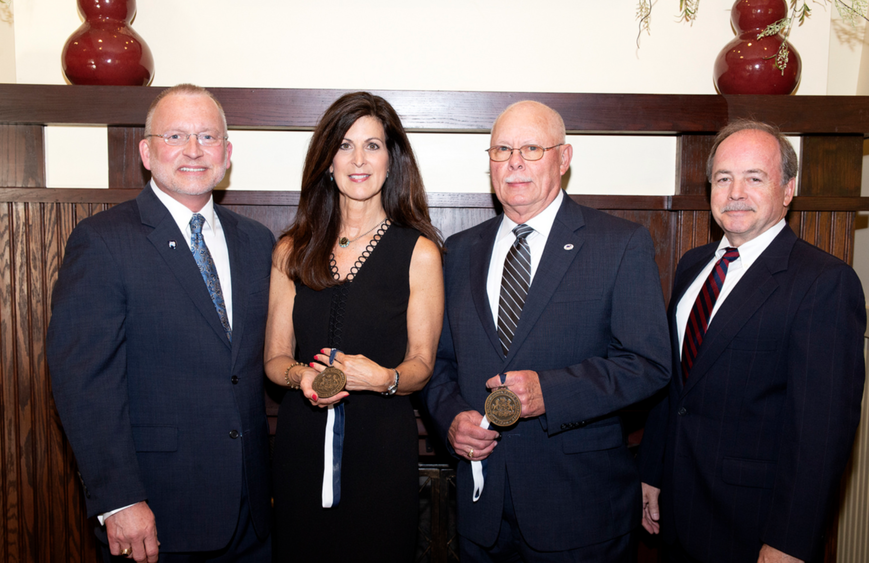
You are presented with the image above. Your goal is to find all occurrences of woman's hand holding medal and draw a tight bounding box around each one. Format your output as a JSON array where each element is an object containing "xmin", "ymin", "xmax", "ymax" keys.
[
  {"xmin": 309, "ymin": 348, "xmax": 396, "ymax": 403},
  {"xmin": 303, "ymin": 348, "xmax": 349, "ymax": 406}
]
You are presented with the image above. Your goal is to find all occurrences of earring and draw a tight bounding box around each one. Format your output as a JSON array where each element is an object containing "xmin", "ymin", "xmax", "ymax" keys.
[
  {"xmin": 330, "ymin": 173, "xmax": 334, "ymax": 182},
  {"xmin": 386, "ymin": 171, "xmax": 389, "ymax": 179}
]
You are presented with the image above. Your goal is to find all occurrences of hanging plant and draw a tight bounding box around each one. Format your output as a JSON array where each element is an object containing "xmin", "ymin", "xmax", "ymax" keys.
[{"xmin": 637, "ymin": 1, "xmax": 869, "ymax": 72}]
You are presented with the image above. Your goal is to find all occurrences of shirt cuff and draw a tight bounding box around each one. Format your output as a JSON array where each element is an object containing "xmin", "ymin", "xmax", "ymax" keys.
[{"xmin": 97, "ymin": 503, "xmax": 137, "ymax": 526}]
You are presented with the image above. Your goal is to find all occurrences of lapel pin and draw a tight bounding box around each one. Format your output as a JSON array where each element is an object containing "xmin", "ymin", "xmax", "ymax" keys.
[
  {"xmin": 168, "ymin": 241, "xmax": 177, "ymax": 249},
  {"xmin": 563, "ymin": 244, "xmax": 574, "ymax": 251}
]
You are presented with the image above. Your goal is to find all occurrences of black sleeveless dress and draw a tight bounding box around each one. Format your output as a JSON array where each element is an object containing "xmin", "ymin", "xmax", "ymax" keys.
[{"xmin": 272, "ymin": 224, "xmax": 420, "ymax": 562}]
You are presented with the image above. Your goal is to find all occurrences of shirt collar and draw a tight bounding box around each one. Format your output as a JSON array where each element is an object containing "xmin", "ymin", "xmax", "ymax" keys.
[
  {"xmin": 717, "ymin": 218, "xmax": 786, "ymax": 269},
  {"xmin": 499, "ymin": 189, "xmax": 564, "ymax": 240},
  {"xmin": 149, "ymin": 180, "xmax": 216, "ymax": 233}
]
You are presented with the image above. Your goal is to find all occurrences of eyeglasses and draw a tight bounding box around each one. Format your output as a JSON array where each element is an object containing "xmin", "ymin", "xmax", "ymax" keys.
[
  {"xmin": 145, "ymin": 132, "xmax": 228, "ymax": 147},
  {"xmin": 486, "ymin": 144, "xmax": 563, "ymax": 162}
]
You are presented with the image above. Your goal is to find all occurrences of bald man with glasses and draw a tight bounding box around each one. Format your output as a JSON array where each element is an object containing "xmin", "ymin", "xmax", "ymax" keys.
[{"xmin": 423, "ymin": 101, "xmax": 671, "ymax": 562}]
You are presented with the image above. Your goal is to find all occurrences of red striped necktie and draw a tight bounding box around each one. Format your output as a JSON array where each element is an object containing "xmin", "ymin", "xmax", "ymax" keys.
[{"xmin": 681, "ymin": 247, "xmax": 739, "ymax": 381}]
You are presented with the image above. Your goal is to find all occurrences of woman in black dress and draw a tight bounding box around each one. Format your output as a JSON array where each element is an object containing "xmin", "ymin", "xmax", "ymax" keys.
[{"xmin": 265, "ymin": 92, "xmax": 444, "ymax": 562}]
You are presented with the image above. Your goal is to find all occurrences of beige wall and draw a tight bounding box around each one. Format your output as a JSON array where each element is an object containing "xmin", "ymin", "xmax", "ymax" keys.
[
  {"xmin": 0, "ymin": 2, "xmax": 14, "ymax": 83},
  {"xmin": 9, "ymin": 0, "xmax": 834, "ymax": 93}
]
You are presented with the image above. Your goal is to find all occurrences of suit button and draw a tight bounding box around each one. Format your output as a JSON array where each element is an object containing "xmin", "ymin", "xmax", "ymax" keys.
[
  {"xmin": 677, "ymin": 407, "xmax": 687, "ymax": 416},
  {"xmin": 229, "ymin": 430, "xmax": 240, "ymax": 439},
  {"xmin": 578, "ymin": 421, "xmax": 586, "ymax": 427},
  {"xmin": 231, "ymin": 376, "xmax": 239, "ymax": 384},
  {"xmin": 561, "ymin": 423, "xmax": 569, "ymax": 430}
]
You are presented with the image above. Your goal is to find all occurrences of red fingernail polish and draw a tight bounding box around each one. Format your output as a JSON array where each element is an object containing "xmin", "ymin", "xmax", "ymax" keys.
[
  {"xmin": 309, "ymin": 362, "xmax": 315, "ymax": 367},
  {"xmin": 312, "ymin": 394, "xmax": 318, "ymax": 401}
]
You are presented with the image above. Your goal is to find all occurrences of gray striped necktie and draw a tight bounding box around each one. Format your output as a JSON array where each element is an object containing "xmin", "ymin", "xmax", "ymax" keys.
[{"xmin": 497, "ymin": 224, "xmax": 534, "ymax": 356}]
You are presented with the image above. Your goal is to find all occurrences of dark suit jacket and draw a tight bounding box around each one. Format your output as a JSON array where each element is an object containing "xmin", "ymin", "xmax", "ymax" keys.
[
  {"xmin": 637, "ymin": 225, "xmax": 866, "ymax": 562},
  {"xmin": 47, "ymin": 185, "xmax": 275, "ymax": 552},
  {"xmin": 423, "ymin": 194, "xmax": 671, "ymax": 551}
]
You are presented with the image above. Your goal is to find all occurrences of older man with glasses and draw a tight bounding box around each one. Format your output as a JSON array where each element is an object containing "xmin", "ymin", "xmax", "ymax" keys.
[
  {"xmin": 48, "ymin": 84, "xmax": 274, "ymax": 562},
  {"xmin": 423, "ymin": 100, "xmax": 671, "ymax": 562}
]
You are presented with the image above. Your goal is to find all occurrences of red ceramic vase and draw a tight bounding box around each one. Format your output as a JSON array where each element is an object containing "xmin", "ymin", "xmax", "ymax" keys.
[
  {"xmin": 713, "ymin": 0, "xmax": 801, "ymax": 95},
  {"xmin": 61, "ymin": 0, "xmax": 154, "ymax": 86}
]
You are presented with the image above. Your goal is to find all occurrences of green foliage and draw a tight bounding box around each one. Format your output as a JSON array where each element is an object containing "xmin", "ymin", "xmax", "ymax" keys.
[
  {"xmin": 679, "ymin": 0, "xmax": 700, "ymax": 23},
  {"xmin": 636, "ymin": 1, "xmax": 869, "ymax": 74}
]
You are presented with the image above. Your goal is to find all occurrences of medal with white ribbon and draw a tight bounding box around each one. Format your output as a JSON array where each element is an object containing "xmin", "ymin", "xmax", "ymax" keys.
[
  {"xmin": 321, "ymin": 348, "xmax": 345, "ymax": 508},
  {"xmin": 471, "ymin": 373, "xmax": 520, "ymax": 502}
]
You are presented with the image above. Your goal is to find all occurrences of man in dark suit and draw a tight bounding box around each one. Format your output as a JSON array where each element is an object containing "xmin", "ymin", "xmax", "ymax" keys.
[
  {"xmin": 47, "ymin": 84, "xmax": 274, "ymax": 562},
  {"xmin": 638, "ymin": 120, "xmax": 866, "ymax": 563},
  {"xmin": 422, "ymin": 100, "xmax": 671, "ymax": 561}
]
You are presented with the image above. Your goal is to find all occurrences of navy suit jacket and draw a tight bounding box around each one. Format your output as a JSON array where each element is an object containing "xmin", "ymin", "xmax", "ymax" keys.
[
  {"xmin": 47, "ymin": 185, "xmax": 275, "ymax": 552},
  {"xmin": 637, "ymin": 225, "xmax": 866, "ymax": 562},
  {"xmin": 423, "ymin": 194, "xmax": 671, "ymax": 551}
]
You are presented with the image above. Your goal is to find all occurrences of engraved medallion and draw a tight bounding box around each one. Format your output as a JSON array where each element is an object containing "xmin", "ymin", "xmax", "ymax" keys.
[
  {"xmin": 484, "ymin": 386, "xmax": 521, "ymax": 427},
  {"xmin": 312, "ymin": 366, "xmax": 346, "ymax": 398}
]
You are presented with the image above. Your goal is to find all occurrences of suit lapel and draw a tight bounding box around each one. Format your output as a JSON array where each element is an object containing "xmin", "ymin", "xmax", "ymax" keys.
[
  {"xmin": 218, "ymin": 205, "xmax": 246, "ymax": 367},
  {"xmin": 505, "ymin": 196, "xmax": 585, "ymax": 365},
  {"xmin": 682, "ymin": 227, "xmax": 796, "ymax": 395},
  {"xmin": 138, "ymin": 186, "xmax": 232, "ymax": 350},
  {"xmin": 469, "ymin": 218, "xmax": 502, "ymax": 357}
]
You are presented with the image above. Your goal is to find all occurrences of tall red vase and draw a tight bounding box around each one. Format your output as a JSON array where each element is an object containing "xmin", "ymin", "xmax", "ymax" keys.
[
  {"xmin": 713, "ymin": 0, "xmax": 801, "ymax": 95},
  {"xmin": 61, "ymin": 0, "xmax": 154, "ymax": 86}
]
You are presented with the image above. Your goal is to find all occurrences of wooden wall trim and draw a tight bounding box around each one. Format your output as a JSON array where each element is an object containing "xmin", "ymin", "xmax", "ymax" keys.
[
  {"xmin": 4, "ymin": 85, "xmax": 869, "ymax": 133},
  {"xmin": 2, "ymin": 188, "xmax": 867, "ymax": 212},
  {"xmin": 0, "ymin": 125, "xmax": 46, "ymax": 188}
]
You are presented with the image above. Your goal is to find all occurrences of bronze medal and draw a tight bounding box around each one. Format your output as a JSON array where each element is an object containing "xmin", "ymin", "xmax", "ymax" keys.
[
  {"xmin": 484, "ymin": 386, "xmax": 521, "ymax": 427},
  {"xmin": 312, "ymin": 366, "xmax": 346, "ymax": 398}
]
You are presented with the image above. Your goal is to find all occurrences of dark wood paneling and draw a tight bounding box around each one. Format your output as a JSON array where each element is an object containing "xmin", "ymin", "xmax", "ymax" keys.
[
  {"xmin": 107, "ymin": 126, "xmax": 149, "ymax": 189},
  {"xmin": 790, "ymin": 211, "xmax": 856, "ymax": 265},
  {"xmin": 0, "ymin": 125, "xmax": 46, "ymax": 188},
  {"xmin": 0, "ymin": 201, "xmax": 17, "ymax": 560},
  {"xmin": 799, "ymin": 136, "xmax": 864, "ymax": 197},
  {"xmin": 677, "ymin": 134, "xmax": 715, "ymax": 196},
  {"xmin": 0, "ymin": 189, "xmax": 861, "ymax": 563}
]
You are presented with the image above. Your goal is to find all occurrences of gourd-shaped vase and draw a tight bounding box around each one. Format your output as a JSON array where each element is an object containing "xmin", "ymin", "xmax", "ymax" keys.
[
  {"xmin": 62, "ymin": 0, "xmax": 154, "ymax": 86},
  {"xmin": 713, "ymin": 0, "xmax": 800, "ymax": 95}
]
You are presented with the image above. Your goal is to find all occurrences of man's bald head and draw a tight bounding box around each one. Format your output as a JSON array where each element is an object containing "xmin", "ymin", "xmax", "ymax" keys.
[
  {"xmin": 492, "ymin": 101, "xmax": 566, "ymax": 145},
  {"xmin": 488, "ymin": 100, "xmax": 572, "ymax": 223}
]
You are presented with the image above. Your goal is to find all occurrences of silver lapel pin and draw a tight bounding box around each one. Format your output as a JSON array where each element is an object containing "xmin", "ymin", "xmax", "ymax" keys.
[
  {"xmin": 563, "ymin": 244, "xmax": 574, "ymax": 251},
  {"xmin": 169, "ymin": 241, "xmax": 177, "ymax": 249}
]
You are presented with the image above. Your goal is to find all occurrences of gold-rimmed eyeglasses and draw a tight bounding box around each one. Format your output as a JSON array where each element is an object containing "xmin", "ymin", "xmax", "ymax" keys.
[
  {"xmin": 145, "ymin": 132, "xmax": 228, "ymax": 147},
  {"xmin": 486, "ymin": 144, "xmax": 563, "ymax": 162}
]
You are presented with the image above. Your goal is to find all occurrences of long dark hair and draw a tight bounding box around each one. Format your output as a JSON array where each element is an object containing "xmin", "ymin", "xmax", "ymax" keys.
[{"xmin": 282, "ymin": 92, "xmax": 442, "ymax": 290}]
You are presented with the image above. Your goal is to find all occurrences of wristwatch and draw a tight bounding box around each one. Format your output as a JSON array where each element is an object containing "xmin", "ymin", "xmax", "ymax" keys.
[{"xmin": 383, "ymin": 369, "xmax": 400, "ymax": 396}]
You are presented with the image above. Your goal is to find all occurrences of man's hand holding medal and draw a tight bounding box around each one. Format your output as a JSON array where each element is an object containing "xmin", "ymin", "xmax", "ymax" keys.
[
  {"xmin": 447, "ymin": 370, "xmax": 546, "ymax": 463},
  {"xmin": 484, "ymin": 370, "xmax": 545, "ymax": 425}
]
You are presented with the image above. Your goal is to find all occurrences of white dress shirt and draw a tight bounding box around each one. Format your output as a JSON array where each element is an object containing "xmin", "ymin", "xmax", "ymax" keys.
[
  {"xmin": 675, "ymin": 219, "xmax": 787, "ymax": 354},
  {"xmin": 151, "ymin": 180, "xmax": 233, "ymax": 325},
  {"xmin": 487, "ymin": 189, "xmax": 564, "ymax": 325}
]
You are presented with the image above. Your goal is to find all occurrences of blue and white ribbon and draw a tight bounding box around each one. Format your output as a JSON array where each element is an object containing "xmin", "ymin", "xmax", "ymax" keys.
[{"xmin": 321, "ymin": 348, "xmax": 345, "ymax": 508}]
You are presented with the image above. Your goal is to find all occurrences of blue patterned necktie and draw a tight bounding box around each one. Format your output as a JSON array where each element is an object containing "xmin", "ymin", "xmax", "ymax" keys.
[{"xmin": 189, "ymin": 213, "xmax": 232, "ymax": 342}]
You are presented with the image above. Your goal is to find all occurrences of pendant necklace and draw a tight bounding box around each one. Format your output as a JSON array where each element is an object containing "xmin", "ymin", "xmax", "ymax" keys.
[{"xmin": 338, "ymin": 217, "xmax": 385, "ymax": 248}]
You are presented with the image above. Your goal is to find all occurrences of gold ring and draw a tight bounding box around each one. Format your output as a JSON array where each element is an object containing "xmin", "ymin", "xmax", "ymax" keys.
[
  {"xmin": 120, "ymin": 548, "xmax": 132, "ymax": 556},
  {"xmin": 468, "ymin": 448, "xmax": 474, "ymax": 459}
]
